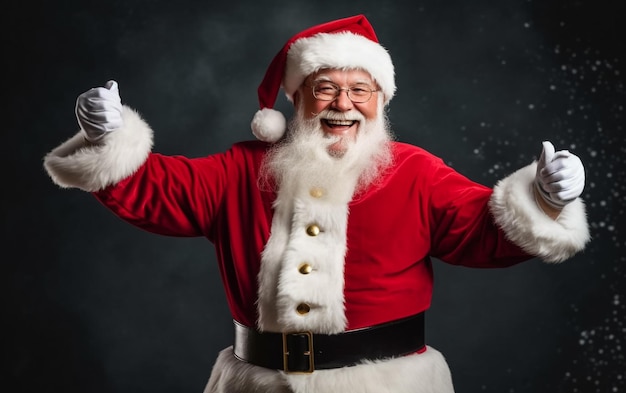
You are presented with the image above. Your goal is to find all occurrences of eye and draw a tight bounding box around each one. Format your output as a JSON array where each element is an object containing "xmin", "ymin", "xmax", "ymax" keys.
[
  {"xmin": 315, "ymin": 83, "xmax": 338, "ymax": 94},
  {"xmin": 350, "ymin": 85, "xmax": 371, "ymax": 96}
]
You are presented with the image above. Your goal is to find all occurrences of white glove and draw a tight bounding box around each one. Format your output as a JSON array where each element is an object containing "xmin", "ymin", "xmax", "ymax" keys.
[
  {"xmin": 75, "ymin": 80, "xmax": 123, "ymax": 142},
  {"xmin": 534, "ymin": 141, "xmax": 585, "ymax": 209}
]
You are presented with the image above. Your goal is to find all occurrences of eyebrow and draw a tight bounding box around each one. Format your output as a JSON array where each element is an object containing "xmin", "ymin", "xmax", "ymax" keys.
[{"xmin": 312, "ymin": 75, "xmax": 375, "ymax": 86}]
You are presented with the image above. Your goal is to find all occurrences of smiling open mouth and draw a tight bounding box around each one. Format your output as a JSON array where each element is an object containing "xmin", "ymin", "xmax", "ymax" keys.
[{"xmin": 323, "ymin": 119, "xmax": 358, "ymax": 128}]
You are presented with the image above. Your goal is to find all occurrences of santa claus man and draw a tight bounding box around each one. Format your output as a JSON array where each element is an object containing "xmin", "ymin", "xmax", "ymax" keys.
[{"xmin": 44, "ymin": 14, "xmax": 589, "ymax": 393}]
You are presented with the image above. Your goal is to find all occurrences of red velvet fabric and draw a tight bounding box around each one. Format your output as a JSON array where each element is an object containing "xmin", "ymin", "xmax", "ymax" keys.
[{"xmin": 94, "ymin": 141, "xmax": 531, "ymax": 330}]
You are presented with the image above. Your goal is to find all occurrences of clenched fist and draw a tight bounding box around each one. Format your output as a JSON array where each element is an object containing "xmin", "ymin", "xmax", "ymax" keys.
[
  {"xmin": 534, "ymin": 141, "xmax": 585, "ymax": 209},
  {"xmin": 75, "ymin": 80, "xmax": 123, "ymax": 141}
]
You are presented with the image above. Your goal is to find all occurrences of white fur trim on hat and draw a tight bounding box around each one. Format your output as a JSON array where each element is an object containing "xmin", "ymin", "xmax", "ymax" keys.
[{"xmin": 284, "ymin": 32, "xmax": 396, "ymax": 104}]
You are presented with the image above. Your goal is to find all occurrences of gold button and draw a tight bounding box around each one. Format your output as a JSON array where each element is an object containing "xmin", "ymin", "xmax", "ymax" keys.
[
  {"xmin": 306, "ymin": 224, "xmax": 320, "ymax": 236},
  {"xmin": 298, "ymin": 263, "xmax": 313, "ymax": 275},
  {"xmin": 296, "ymin": 303, "xmax": 311, "ymax": 315},
  {"xmin": 309, "ymin": 187, "xmax": 324, "ymax": 198}
]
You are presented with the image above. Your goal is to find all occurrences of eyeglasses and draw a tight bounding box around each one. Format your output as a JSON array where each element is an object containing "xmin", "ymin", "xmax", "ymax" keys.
[{"xmin": 306, "ymin": 81, "xmax": 379, "ymax": 103}]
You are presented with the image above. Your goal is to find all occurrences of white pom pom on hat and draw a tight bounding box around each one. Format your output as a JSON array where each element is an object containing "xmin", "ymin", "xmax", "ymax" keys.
[
  {"xmin": 251, "ymin": 108, "xmax": 287, "ymax": 143},
  {"xmin": 251, "ymin": 14, "xmax": 396, "ymax": 143}
]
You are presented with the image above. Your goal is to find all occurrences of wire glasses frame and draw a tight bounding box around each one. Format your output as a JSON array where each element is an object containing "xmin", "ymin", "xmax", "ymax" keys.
[{"xmin": 305, "ymin": 81, "xmax": 379, "ymax": 103}]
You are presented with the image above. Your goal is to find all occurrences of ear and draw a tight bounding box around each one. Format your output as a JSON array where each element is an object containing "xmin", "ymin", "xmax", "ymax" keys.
[{"xmin": 292, "ymin": 90, "xmax": 301, "ymax": 107}]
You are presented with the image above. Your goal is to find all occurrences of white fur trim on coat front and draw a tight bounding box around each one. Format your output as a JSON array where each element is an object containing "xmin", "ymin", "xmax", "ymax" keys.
[
  {"xmin": 204, "ymin": 346, "xmax": 455, "ymax": 393},
  {"xmin": 43, "ymin": 106, "xmax": 153, "ymax": 192},
  {"xmin": 256, "ymin": 143, "xmax": 368, "ymax": 333},
  {"xmin": 489, "ymin": 162, "xmax": 590, "ymax": 263},
  {"xmin": 257, "ymin": 180, "xmax": 355, "ymax": 333},
  {"xmin": 277, "ymin": 196, "xmax": 350, "ymax": 332}
]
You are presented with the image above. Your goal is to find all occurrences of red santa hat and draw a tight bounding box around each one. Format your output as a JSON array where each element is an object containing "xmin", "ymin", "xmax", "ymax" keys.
[{"xmin": 251, "ymin": 14, "xmax": 396, "ymax": 143}]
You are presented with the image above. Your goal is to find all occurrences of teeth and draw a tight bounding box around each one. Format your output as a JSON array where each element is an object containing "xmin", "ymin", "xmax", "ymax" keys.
[{"xmin": 326, "ymin": 119, "xmax": 355, "ymax": 126}]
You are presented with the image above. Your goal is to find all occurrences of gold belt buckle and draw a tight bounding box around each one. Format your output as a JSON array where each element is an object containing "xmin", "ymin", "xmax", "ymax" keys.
[{"xmin": 282, "ymin": 331, "xmax": 314, "ymax": 373}]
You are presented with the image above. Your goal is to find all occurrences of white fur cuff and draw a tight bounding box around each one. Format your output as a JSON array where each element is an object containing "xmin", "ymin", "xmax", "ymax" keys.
[
  {"xmin": 43, "ymin": 106, "xmax": 154, "ymax": 192},
  {"xmin": 489, "ymin": 163, "xmax": 590, "ymax": 263}
]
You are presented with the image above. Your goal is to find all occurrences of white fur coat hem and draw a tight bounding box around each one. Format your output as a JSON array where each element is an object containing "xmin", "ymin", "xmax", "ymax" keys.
[{"xmin": 204, "ymin": 345, "xmax": 454, "ymax": 393}]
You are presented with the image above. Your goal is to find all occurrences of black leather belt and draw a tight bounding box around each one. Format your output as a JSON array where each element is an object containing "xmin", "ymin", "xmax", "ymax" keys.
[{"xmin": 233, "ymin": 313, "xmax": 425, "ymax": 373}]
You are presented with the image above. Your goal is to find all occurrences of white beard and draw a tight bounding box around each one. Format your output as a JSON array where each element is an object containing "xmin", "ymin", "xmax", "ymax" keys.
[{"xmin": 260, "ymin": 101, "xmax": 394, "ymax": 198}]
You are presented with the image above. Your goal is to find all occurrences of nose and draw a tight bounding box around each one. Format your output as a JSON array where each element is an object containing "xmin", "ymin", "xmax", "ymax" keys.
[{"xmin": 331, "ymin": 89, "xmax": 354, "ymax": 111}]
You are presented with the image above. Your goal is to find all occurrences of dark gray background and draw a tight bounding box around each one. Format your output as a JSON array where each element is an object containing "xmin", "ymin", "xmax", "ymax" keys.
[{"xmin": 4, "ymin": 0, "xmax": 624, "ymax": 392}]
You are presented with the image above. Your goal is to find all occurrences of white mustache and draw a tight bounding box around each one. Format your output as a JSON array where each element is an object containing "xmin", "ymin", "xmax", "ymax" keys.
[{"xmin": 312, "ymin": 109, "xmax": 366, "ymax": 123}]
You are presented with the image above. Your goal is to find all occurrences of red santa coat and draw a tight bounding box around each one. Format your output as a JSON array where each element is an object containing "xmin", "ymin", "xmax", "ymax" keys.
[
  {"xmin": 43, "ymin": 107, "xmax": 590, "ymax": 393},
  {"xmin": 92, "ymin": 139, "xmax": 530, "ymax": 330}
]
